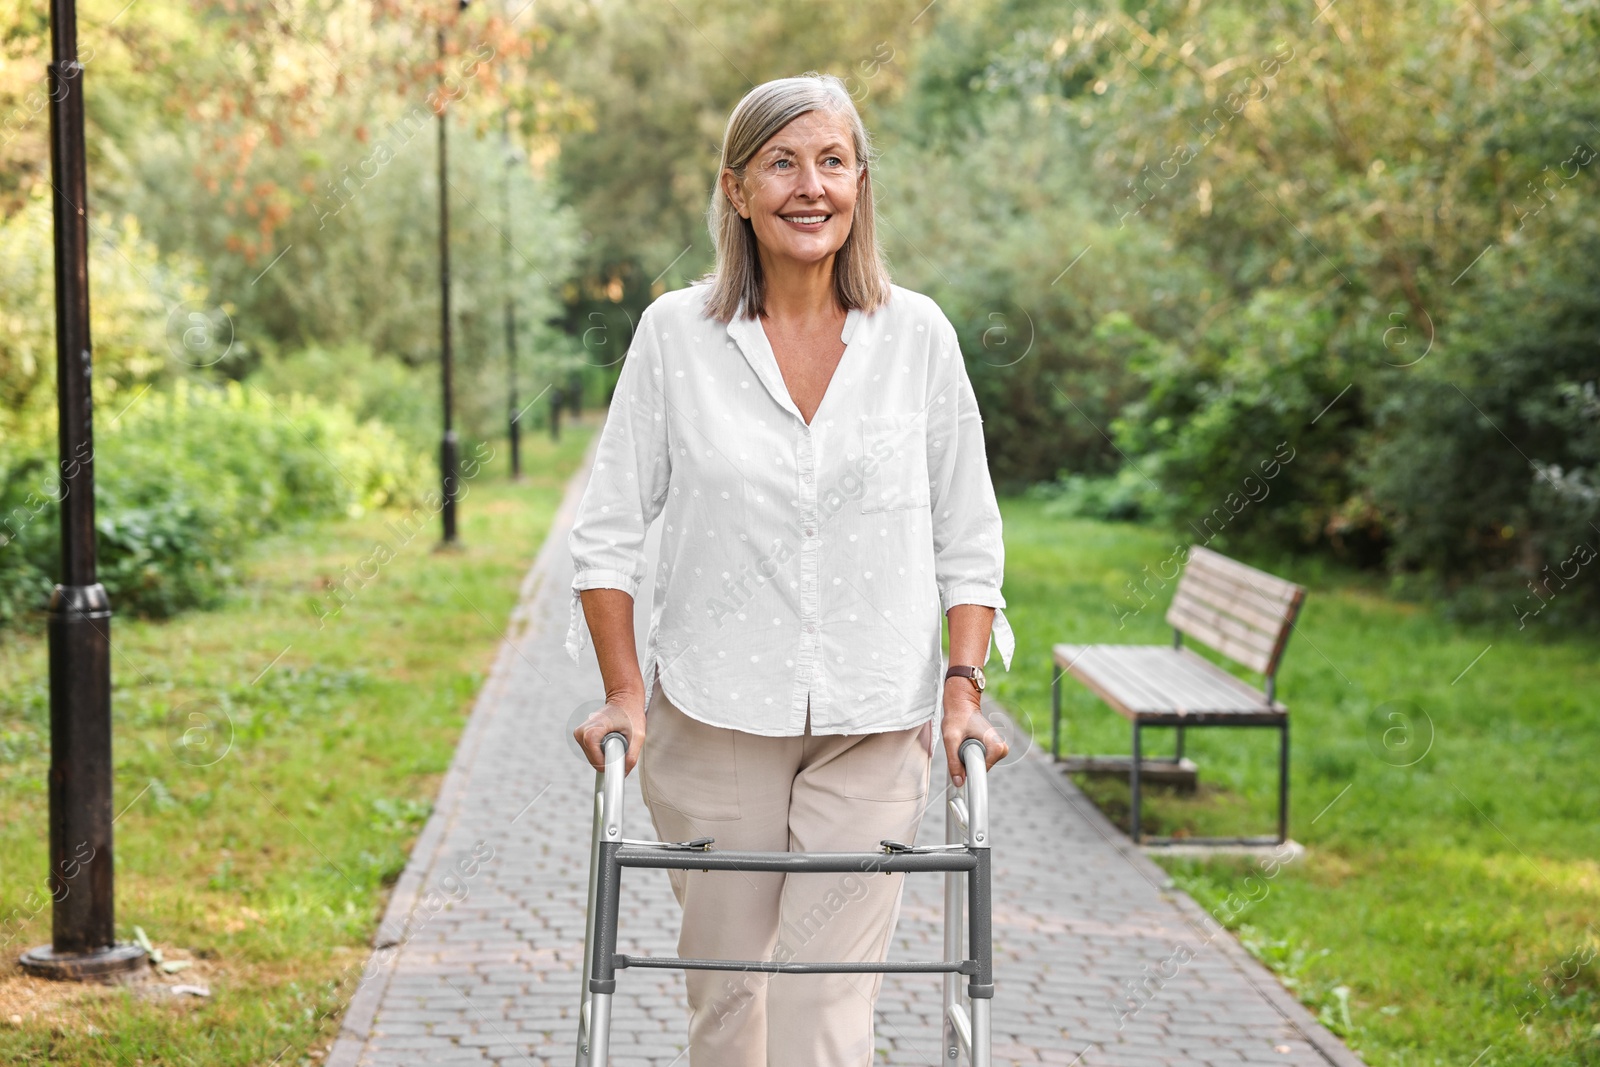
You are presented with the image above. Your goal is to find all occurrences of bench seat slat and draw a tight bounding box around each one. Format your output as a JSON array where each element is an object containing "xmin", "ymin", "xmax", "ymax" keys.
[
  {"xmin": 1053, "ymin": 644, "xmax": 1171, "ymax": 717},
  {"xmin": 1156, "ymin": 647, "xmax": 1271, "ymax": 711},
  {"xmin": 1071, "ymin": 646, "xmax": 1188, "ymax": 714},
  {"xmin": 1054, "ymin": 643, "xmax": 1268, "ymax": 717},
  {"xmin": 1137, "ymin": 646, "xmax": 1273, "ymax": 712},
  {"xmin": 1053, "ymin": 643, "xmax": 1285, "ymax": 723}
]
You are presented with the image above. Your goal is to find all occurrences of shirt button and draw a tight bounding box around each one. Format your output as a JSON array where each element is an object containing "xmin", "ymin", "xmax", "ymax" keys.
[
  {"xmin": 805, "ymin": 623, "xmax": 816, "ymax": 634},
  {"xmin": 802, "ymin": 473, "xmax": 813, "ymax": 483},
  {"xmin": 804, "ymin": 527, "xmax": 815, "ymax": 538}
]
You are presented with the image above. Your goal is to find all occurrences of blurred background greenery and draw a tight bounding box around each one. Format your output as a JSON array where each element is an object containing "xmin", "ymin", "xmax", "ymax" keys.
[
  {"xmin": 5, "ymin": 0, "xmax": 1596, "ymax": 624},
  {"xmin": 1, "ymin": 0, "xmax": 1597, "ymax": 1062}
]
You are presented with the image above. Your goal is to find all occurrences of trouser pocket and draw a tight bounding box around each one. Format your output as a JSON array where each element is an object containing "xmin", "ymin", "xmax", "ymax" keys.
[{"xmin": 642, "ymin": 685, "xmax": 742, "ymax": 820}]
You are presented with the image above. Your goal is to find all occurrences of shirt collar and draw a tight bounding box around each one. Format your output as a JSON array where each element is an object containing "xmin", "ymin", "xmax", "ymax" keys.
[{"xmin": 724, "ymin": 304, "xmax": 865, "ymax": 425}]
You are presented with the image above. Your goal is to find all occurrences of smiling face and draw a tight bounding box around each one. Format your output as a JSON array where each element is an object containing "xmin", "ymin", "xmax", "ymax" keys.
[{"xmin": 721, "ymin": 108, "xmax": 864, "ymax": 275}]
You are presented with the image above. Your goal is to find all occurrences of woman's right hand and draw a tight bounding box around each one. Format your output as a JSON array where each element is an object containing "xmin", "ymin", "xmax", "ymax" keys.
[{"xmin": 573, "ymin": 691, "xmax": 647, "ymax": 775}]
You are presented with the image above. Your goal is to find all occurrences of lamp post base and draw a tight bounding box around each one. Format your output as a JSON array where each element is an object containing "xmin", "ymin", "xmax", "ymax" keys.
[{"xmin": 20, "ymin": 941, "xmax": 146, "ymax": 981}]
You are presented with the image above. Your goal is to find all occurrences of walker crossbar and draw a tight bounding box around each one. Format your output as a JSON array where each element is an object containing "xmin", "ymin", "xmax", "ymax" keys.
[
  {"xmin": 615, "ymin": 955, "xmax": 978, "ymax": 974},
  {"xmin": 615, "ymin": 846, "xmax": 979, "ymax": 873},
  {"xmin": 574, "ymin": 732, "xmax": 995, "ymax": 1066}
]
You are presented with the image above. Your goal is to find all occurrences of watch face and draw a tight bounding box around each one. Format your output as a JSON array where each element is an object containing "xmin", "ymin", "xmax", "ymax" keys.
[{"xmin": 973, "ymin": 666, "xmax": 987, "ymax": 691}]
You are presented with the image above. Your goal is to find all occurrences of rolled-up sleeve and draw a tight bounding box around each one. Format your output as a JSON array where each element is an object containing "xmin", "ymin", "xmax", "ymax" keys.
[
  {"xmin": 564, "ymin": 305, "xmax": 672, "ymax": 664},
  {"xmin": 925, "ymin": 314, "xmax": 1014, "ymax": 671}
]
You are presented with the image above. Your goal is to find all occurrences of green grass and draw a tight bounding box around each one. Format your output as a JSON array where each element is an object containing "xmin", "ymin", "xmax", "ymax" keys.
[
  {"xmin": 3, "ymin": 443, "xmax": 1596, "ymax": 1064},
  {"xmin": 988, "ymin": 497, "xmax": 1600, "ymax": 1066},
  {"xmin": 0, "ymin": 423, "xmax": 593, "ymax": 1065}
]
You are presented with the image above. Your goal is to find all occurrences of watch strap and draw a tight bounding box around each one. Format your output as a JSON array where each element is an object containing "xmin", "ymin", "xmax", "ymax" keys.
[{"xmin": 945, "ymin": 664, "xmax": 984, "ymax": 690}]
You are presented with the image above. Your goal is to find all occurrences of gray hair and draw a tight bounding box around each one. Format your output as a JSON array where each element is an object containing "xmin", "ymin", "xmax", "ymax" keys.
[{"xmin": 696, "ymin": 72, "xmax": 892, "ymax": 323}]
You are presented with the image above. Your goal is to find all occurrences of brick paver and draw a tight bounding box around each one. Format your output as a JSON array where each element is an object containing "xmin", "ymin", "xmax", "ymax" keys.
[{"xmin": 327, "ymin": 430, "xmax": 1363, "ymax": 1067}]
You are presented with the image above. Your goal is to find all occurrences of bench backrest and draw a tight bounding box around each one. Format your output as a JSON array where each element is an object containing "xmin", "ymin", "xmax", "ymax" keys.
[{"xmin": 1167, "ymin": 546, "xmax": 1306, "ymax": 678}]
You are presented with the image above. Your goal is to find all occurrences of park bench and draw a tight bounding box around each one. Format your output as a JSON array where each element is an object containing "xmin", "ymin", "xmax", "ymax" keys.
[{"xmin": 1050, "ymin": 545, "xmax": 1307, "ymax": 846}]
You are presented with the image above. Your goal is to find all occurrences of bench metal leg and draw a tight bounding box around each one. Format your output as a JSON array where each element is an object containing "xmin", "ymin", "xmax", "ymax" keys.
[
  {"xmin": 1130, "ymin": 722, "xmax": 1143, "ymax": 844},
  {"xmin": 1050, "ymin": 667, "xmax": 1061, "ymax": 761},
  {"xmin": 1174, "ymin": 725, "xmax": 1185, "ymax": 763},
  {"xmin": 1277, "ymin": 719, "xmax": 1290, "ymax": 845}
]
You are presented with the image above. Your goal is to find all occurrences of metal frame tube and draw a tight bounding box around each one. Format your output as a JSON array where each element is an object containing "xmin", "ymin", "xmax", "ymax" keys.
[
  {"xmin": 615, "ymin": 848, "xmax": 974, "ymax": 873},
  {"xmin": 960, "ymin": 739, "xmax": 991, "ymax": 1067},
  {"xmin": 1050, "ymin": 667, "xmax": 1061, "ymax": 761},
  {"xmin": 942, "ymin": 789, "xmax": 967, "ymax": 1063},
  {"xmin": 587, "ymin": 993, "xmax": 613, "ymax": 1067},
  {"xmin": 576, "ymin": 732, "xmax": 627, "ymax": 1065},
  {"xmin": 575, "ymin": 780, "xmax": 605, "ymax": 1066},
  {"xmin": 576, "ymin": 732, "xmax": 997, "ymax": 1064},
  {"xmin": 1130, "ymin": 722, "xmax": 1143, "ymax": 844},
  {"xmin": 1277, "ymin": 718, "xmax": 1290, "ymax": 844}
]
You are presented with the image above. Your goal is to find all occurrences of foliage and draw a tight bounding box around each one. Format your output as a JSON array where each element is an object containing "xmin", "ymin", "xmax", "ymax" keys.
[
  {"xmin": 1, "ymin": 0, "xmax": 588, "ymax": 446},
  {"xmin": 1360, "ymin": 232, "xmax": 1600, "ymax": 597},
  {"xmin": 0, "ymin": 381, "xmax": 427, "ymax": 623},
  {"xmin": 0, "ymin": 195, "xmax": 208, "ymax": 437},
  {"xmin": 0, "ymin": 431, "xmax": 592, "ymax": 1065},
  {"xmin": 994, "ymin": 499, "xmax": 1600, "ymax": 1065},
  {"xmin": 873, "ymin": 0, "xmax": 1600, "ymax": 600},
  {"xmin": 1025, "ymin": 467, "xmax": 1155, "ymax": 523},
  {"xmin": 246, "ymin": 342, "xmax": 442, "ymax": 455},
  {"xmin": 535, "ymin": 0, "xmax": 927, "ymax": 311}
]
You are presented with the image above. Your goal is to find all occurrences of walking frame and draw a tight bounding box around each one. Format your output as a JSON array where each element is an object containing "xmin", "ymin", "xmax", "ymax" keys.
[{"xmin": 575, "ymin": 732, "xmax": 994, "ymax": 1066}]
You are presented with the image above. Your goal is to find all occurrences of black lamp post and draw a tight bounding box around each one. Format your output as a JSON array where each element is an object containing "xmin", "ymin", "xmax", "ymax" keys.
[
  {"xmin": 436, "ymin": 0, "xmax": 470, "ymax": 545},
  {"xmin": 20, "ymin": 0, "xmax": 146, "ymax": 980},
  {"xmin": 502, "ymin": 108, "xmax": 522, "ymax": 481}
]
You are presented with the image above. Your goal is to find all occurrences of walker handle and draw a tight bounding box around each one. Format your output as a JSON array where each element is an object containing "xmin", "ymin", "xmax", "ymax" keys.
[
  {"xmin": 598, "ymin": 735, "xmax": 627, "ymax": 844},
  {"xmin": 957, "ymin": 738, "xmax": 990, "ymax": 848}
]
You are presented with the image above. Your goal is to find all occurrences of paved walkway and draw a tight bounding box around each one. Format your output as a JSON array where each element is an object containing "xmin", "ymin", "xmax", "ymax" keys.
[{"xmin": 328, "ymin": 429, "xmax": 1363, "ymax": 1067}]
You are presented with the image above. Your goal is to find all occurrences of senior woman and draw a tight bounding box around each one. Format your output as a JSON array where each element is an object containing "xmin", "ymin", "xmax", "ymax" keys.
[{"xmin": 565, "ymin": 72, "xmax": 1014, "ymax": 1066}]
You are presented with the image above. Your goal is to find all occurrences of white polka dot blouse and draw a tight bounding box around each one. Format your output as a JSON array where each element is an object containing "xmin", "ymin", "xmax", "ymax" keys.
[{"xmin": 564, "ymin": 281, "xmax": 1012, "ymax": 737}]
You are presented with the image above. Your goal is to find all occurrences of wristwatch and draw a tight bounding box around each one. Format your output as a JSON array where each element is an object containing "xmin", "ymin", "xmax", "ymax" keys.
[{"xmin": 945, "ymin": 664, "xmax": 986, "ymax": 692}]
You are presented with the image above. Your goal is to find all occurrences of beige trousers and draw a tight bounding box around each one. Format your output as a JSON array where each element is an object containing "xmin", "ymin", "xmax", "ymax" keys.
[{"xmin": 637, "ymin": 677, "xmax": 934, "ymax": 1067}]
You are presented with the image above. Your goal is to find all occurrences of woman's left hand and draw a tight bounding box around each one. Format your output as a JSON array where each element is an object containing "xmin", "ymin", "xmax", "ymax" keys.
[{"xmin": 940, "ymin": 678, "xmax": 1009, "ymax": 787}]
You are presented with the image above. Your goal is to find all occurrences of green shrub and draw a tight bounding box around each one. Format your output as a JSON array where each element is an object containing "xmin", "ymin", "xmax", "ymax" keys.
[
  {"xmin": 0, "ymin": 381, "xmax": 427, "ymax": 624},
  {"xmin": 245, "ymin": 343, "xmax": 439, "ymax": 455},
  {"xmin": 1025, "ymin": 468, "xmax": 1156, "ymax": 523}
]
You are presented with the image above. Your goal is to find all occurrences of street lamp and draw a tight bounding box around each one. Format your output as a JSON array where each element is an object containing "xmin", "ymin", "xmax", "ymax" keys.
[
  {"xmin": 436, "ymin": 0, "xmax": 470, "ymax": 545},
  {"xmin": 20, "ymin": 0, "xmax": 146, "ymax": 980},
  {"xmin": 502, "ymin": 108, "xmax": 522, "ymax": 481}
]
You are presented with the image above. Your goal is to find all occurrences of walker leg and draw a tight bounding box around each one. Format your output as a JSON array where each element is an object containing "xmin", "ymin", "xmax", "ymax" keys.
[
  {"xmin": 578, "ymin": 734, "xmax": 627, "ymax": 1066},
  {"xmin": 587, "ymin": 994, "xmax": 614, "ymax": 1067},
  {"xmin": 967, "ymin": 848, "xmax": 993, "ymax": 1067},
  {"xmin": 576, "ymin": 779, "xmax": 605, "ymax": 1066},
  {"xmin": 584, "ymin": 836, "xmax": 622, "ymax": 1065},
  {"xmin": 957, "ymin": 739, "xmax": 994, "ymax": 1067},
  {"xmin": 971, "ymin": 999, "xmax": 992, "ymax": 1067},
  {"xmin": 943, "ymin": 787, "xmax": 966, "ymax": 1063}
]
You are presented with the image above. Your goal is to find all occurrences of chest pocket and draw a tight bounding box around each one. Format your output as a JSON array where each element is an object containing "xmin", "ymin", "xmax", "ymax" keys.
[{"xmin": 858, "ymin": 412, "xmax": 931, "ymax": 514}]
